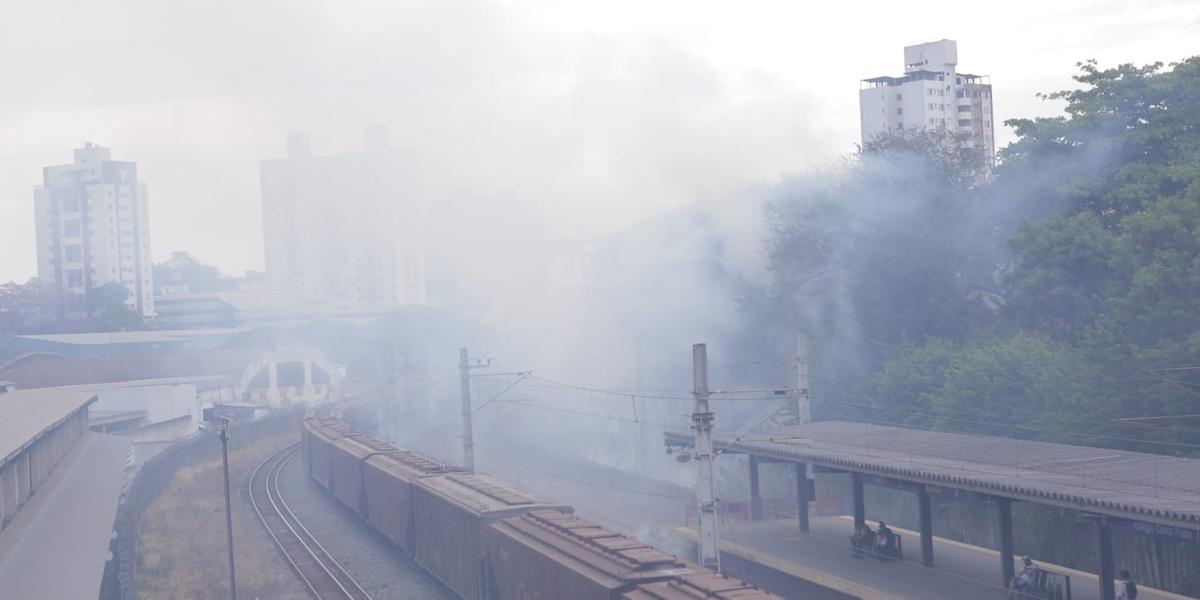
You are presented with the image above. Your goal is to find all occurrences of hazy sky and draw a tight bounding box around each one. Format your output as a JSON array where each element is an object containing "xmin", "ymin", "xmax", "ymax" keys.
[{"xmin": 2, "ymin": 0, "xmax": 1197, "ymax": 284}]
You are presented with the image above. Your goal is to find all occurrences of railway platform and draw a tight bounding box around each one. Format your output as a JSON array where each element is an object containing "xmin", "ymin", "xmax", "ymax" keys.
[
  {"xmin": 676, "ymin": 517, "xmax": 1191, "ymax": 600},
  {"xmin": 0, "ymin": 431, "xmax": 129, "ymax": 599}
]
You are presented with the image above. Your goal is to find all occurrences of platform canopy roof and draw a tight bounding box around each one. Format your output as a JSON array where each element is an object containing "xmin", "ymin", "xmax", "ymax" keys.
[
  {"xmin": 0, "ymin": 387, "xmax": 95, "ymax": 467},
  {"xmin": 666, "ymin": 420, "xmax": 1200, "ymax": 529}
]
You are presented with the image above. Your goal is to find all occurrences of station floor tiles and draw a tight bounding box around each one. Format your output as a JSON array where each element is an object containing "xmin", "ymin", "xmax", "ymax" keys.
[{"xmin": 676, "ymin": 516, "xmax": 1191, "ymax": 600}]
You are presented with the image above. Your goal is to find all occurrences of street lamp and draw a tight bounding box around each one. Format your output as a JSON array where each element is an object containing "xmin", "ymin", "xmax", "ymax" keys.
[{"xmin": 201, "ymin": 416, "xmax": 238, "ymax": 600}]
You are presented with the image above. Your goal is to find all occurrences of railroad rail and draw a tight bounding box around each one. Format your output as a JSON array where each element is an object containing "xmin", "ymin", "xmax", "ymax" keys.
[{"xmin": 249, "ymin": 443, "xmax": 373, "ymax": 600}]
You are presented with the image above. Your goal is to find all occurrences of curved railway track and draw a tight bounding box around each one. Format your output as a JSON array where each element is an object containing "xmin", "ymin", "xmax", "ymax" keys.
[{"xmin": 249, "ymin": 443, "xmax": 373, "ymax": 600}]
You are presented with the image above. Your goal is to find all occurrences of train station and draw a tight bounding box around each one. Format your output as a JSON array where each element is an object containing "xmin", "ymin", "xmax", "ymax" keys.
[{"xmin": 665, "ymin": 421, "xmax": 1200, "ymax": 600}]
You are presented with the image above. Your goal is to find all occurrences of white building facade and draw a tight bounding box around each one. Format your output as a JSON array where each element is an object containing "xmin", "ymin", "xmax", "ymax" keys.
[
  {"xmin": 260, "ymin": 129, "xmax": 426, "ymax": 306},
  {"xmin": 34, "ymin": 144, "xmax": 154, "ymax": 317},
  {"xmin": 859, "ymin": 39, "xmax": 995, "ymax": 161}
]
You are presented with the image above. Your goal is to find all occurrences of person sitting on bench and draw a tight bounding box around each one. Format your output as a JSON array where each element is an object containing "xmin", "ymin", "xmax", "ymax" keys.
[
  {"xmin": 850, "ymin": 523, "xmax": 876, "ymax": 558},
  {"xmin": 1010, "ymin": 556, "xmax": 1038, "ymax": 599},
  {"xmin": 875, "ymin": 521, "xmax": 896, "ymax": 559}
]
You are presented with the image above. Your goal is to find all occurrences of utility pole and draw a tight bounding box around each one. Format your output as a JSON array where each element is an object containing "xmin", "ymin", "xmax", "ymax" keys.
[
  {"xmin": 459, "ymin": 347, "xmax": 475, "ymax": 472},
  {"xmin": 218, "ymin": 418, "xmax": 238, "ymax": 600},
  {"xmin": 795, "ymin": 332, "xmax": 811, "ymax": 425},
  {"xmin": 692, "ymin": 343, "xmax": 720, "ymax": 571}
]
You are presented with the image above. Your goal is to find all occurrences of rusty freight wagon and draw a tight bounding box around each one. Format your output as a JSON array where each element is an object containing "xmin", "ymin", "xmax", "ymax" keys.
[
  {"xmin": 622, "ymin": 572, "xmax": 782, "ymax": 599},
  {"xmin": 363, "ymin": 448, "xmax": 458, "ymax": 553},
  {"xmin": 485, "ymin": 509, "xmax": 694, "ymax": 600},
  {"xmin": 328, "ymin": 433, "xmax": 395, "ymax": 514},
  {"xmin": 412, "ymin": 472, "xmax": 569, "ymax": 600},
  {"xmin": 307, "ymin": 421, "xmax": 353, "ymax": 491}
]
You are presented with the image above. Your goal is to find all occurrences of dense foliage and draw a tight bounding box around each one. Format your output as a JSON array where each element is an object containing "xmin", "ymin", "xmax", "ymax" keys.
[{"xmin": 765, "ymin": 57, "xmax": 1200, "ymax": 453}]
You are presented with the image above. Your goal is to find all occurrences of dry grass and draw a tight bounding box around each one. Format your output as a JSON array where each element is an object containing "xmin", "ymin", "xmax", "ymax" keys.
[{"xmin": 137, "ymin": 435, "xmax": 298, "ymax": 600}]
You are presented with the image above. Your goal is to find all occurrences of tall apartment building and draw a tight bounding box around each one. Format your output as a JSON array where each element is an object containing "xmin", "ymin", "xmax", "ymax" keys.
[
  {"xmin": 33, "ymin": 143, "xmax": 154, "ymax": 317},
  {"xmin": 260, "ymin": 128, "xmax": 426, "ymax": 306},
  {"xmin": 859, "ymin": 39, "xmax": 995, "ymax": 161}
]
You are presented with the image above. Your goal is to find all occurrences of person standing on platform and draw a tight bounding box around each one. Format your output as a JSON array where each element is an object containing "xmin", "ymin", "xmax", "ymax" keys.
[{"xmin": 1117, "ymin": 570, "xmax": 1138, "ymax": 599}]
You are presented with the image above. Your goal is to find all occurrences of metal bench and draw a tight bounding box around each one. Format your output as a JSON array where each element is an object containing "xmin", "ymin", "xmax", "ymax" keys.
[
  {"xmin": 849, "ymin": 530, "xmax": 903, "ymax": 561},
  {"xmin": 1013, "ymin": 568, "xmax": 1072, "ymax": 600}
]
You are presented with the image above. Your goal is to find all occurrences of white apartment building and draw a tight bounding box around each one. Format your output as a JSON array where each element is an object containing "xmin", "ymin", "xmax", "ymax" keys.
[
  {"xmin": 34, "ymin": 144, "xmax": 154, "ymax": 317},
  {"xmin": 260, "ymin": 129, "xmax": 426, "ymax": 306},
  {"xmin": 859, "ymin": 39, "xmax": 995, "ymax": 161}
]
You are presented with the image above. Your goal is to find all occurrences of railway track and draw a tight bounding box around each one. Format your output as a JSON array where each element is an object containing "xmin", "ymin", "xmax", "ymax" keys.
[{"xmin": 249, "ymin": 443, "xmax": 373, "ymax": 600}]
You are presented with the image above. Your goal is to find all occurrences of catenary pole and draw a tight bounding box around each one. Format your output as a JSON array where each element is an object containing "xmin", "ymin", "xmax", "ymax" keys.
[
  {"xmin": 795, "ymin": 332, "xmax": 811, "ymax": 425},
  {"xmin": 219, "ymin": 419, "xmax": 238, "ymax": 600},
  {"xmin": 459, "ymin": 347, "xmax": 475, "ymax": 472},
  {"xmin": 692, "ymin": 343, "xmax": 720, "ymax": 571}
]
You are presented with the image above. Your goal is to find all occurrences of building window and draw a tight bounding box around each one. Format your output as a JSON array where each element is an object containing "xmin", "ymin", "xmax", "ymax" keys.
[
  {"xmin": 66, "ymin": 270, "xmax": 83, "ymax": 287},
  {"xmin": 65, "ymin": 245, "xmax": 82, "ymax": 263},
  {"xmin": 897, "ymin": 107, "xmax": 903, "ymax": 115},
  {"xmin": 63, "ymin": 196, "xmax": 81, "ymax": 212},
  {"xmin": 63, "ymin": 220, "xmax": 81, "ymax": 237},
  {"xmin": 958, "ymin": 119, "xmax": 972, "ymax": 127},
  {"xmin": 896, "ymin": 93, "xmax": 902, "ymax": 101}
]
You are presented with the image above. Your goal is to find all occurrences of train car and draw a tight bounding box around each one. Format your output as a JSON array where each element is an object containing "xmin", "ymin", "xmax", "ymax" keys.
[
  {"xmin": 622, "ymin": 572, "xmax": 782, "ymax": 600},
  {"xmin": 484, "ymin": 509, "xmax": 694, "ymax": 600},
  {"xmin": 412, "ymin": 472, "xmax": 570, "ymax": 600},
  {"xmin": 328, "ymin": 433, "xmax": 395, "ymax": 514},
  {"xmin": 301, "ymin": 415, "xmax": 316, "ymax": 479},
  {"xmin": 308, "ymin": 421, "xmax": 353, "ymax": 491},
  {"xmin": 363, "ymin": 448, "xmax": 458, "ymax": 553}
]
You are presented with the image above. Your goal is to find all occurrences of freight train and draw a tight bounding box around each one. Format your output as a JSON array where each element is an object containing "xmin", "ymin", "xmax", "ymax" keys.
[{"xmin": 302, "ymin": 401, "xmax": 782, "ymax": 600}]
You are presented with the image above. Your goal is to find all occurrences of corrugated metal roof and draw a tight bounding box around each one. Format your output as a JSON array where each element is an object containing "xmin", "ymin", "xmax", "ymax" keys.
[
  {"xmin": 12, "ymin": 327, "xmax": 248, "ymax": 345},
  {"xmin": 666, "ymin": 421, "xmax": 1200, "ymax": 528},
  {"xmin": 0, "ymin": 387, "xmax": 96, "ymax": 466}
]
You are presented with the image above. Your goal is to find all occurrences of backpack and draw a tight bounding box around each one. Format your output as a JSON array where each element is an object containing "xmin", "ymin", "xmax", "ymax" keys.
[{"xmin": 1126, "ymin": 581, "xmax": 1138, "ymax": 599}]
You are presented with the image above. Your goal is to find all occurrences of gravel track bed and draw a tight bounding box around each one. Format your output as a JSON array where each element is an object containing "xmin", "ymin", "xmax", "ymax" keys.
[{"xmin": 276, "ymin": 453, "xmax": 455, "ymax": 600}]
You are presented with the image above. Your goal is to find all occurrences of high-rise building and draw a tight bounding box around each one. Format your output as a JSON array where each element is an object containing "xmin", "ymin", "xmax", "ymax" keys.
[
  {"xmin": 260, "ymin": 128, "xmax": 426, "ymax": 306},
  {"xmin": 859, "ymin": 39, "xmax": 995, "ymax": 161},
  {"xmin": 33, "ymin": 143, "xmax": 154, "ymax": 317}
]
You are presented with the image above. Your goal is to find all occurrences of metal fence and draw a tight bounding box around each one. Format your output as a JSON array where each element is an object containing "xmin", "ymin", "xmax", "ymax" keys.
[{"xmin": 97, "ymin": 407, "xmax": 303, "ymax": 600}]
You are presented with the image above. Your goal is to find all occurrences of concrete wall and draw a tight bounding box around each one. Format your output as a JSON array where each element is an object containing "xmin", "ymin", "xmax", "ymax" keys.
[{"xmin": 93, "ymin": 384, "xmax": 199, "ymax": 427}]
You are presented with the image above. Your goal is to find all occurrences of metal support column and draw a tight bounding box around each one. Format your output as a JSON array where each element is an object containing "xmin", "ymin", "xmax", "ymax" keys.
[
  {"xmin": 852, "ymin": 472, "xmax": 865, "ymax": 531},
  {"xmin": 748, "ymin": 455, "xmax": 762, "ymax": 521},
  {"xmin": 796, "ymin": 462, "xmax": 810, "ymax": 533},
  {"xmin": 918, "ymin": 485, "xmax": 934, "ymax": 567},
  {"xmin": 692, "ymin": 343, "xmax": 720, "ymax": 571},
  {"xmin": 997, "ymin": 497, "xmax": 1015, "ymax": 588},
  {"xmin": 218, "ymin": 420, "xmax": 238, "ymax": 600},
  {"xmin": 459, "ymin": 347, "xmax": 475, "ymax": 472},
  {"xmin": 1098, "ymin": 521, "xmax": 1116, "ymax": 600}
]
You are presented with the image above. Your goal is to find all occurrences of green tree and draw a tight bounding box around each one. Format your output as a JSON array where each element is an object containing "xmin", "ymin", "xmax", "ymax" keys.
[
  {"xmin": 1000, "ymin": 58, "xmax": 1200, "ymax": 225},
  {"xmin": 855, "ymin": 335, "xmax": 1100, "ymax": 442},
  {"xmin": 86, "ymin": 282, "xmax": 141, "ymax": 331},
  {"xmin": 153, "ymin": 251, "xmax": 224, "ymax": 293},
  {"xmin": 0, "ymin": 278, "xmax": 60, "ymax": 334},
  {"xmin": 1002, "ymin": 58, "xmax": 1200, "ymax": 442}
]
